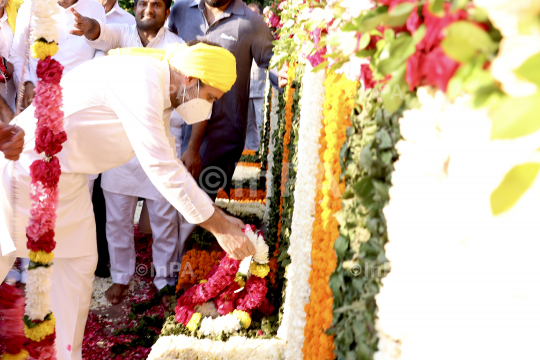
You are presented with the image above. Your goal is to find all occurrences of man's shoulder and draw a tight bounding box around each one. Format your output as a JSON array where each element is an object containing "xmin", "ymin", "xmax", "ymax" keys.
[
  {"xmin": 170, "ymin": 0, "xmax": 197, "ymax": 15},
  {"xmin": 112, "ymin": 7, "xmax": 136, "ymax": 25},
  {"xmin": 75, "ymin": 0, "xmax": 107, "ymax": 16}
]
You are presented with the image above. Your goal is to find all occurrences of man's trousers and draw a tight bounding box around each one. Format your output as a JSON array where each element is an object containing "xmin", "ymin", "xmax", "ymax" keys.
[
  {"xmin": 103, "ymin": 190, "xmax": 180, "ymax": 290},
  {"xmin": 245, "ymin": 97, "xmax": 265, "ymax": 151},
  {"xmin": 52, "ymin": 254, "xmax": 98, "ymax": 360}
]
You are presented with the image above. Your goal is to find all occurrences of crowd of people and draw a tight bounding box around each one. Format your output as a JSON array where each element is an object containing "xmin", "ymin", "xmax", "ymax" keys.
[{"xmin": 0, "ymin": 0, "xmax": 284, "ymax": 359}]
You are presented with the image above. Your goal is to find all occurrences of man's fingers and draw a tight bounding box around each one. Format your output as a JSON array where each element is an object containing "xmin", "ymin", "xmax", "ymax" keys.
[
  {"xmin": 245, "ymin": 241, "xmax": 256, "ymax": 256},
  {"xmin": 70, "ymin": 30, "xmax": 85, "ymax": 36}
]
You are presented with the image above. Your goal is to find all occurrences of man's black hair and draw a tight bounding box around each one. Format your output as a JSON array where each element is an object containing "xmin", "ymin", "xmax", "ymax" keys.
[{"xmin": 134, "ymin": 0, "xmax": 173, "ymax": 10}]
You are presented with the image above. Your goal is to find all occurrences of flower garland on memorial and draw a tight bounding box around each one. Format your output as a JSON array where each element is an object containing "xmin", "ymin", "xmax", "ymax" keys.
[
  {"xmin": 303, "ymin": 73, "xmax": 358, "ymax": 360},
  {"xmin": 277, "ymin": 64, "xmax": 326, "ymax": 359},
  {"xmin": 330, "ymin": 88, "xmax": 401, "ymax": 359},
  {"xmin": 259, "ymin": 74, "xmax": 273, "ymax": 175},
  {"xmin": 23, "ymin": 0, "xmax": 65, "ymax": 357},
  {"xmin": 263, "ymin": 88, "xmax": 280, "ymax": 224}
]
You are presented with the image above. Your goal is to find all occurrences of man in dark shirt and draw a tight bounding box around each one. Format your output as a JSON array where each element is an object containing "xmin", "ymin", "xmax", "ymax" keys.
[{"xmin": 168, "ymin": 0, "xmax": 274, "ymax": 198}]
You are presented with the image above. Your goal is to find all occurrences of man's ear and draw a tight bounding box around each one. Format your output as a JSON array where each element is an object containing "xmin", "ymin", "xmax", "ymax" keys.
[
  {"xmin": 184, "ymin": 76, "xmax": 198, "ymax": 86},
  {"xmin": 165, "ymin": 8, "xmax": 171, "ymax": 19}
]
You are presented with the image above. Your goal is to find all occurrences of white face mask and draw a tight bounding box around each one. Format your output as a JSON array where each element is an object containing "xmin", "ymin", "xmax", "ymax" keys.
[{"xmin": 176, "ymin": 80, "xmax": 213, "ymax": 125}]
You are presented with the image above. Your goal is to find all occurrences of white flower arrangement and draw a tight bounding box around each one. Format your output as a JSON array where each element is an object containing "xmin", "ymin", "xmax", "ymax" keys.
[
  {"xmin": 31, "ymin": 0, "xmax": 62, "ymax": 43},
  {"xmin": 231, "ymin": 165, "xmax": 261, "ymax": 182},
  {"xmin": 148, "ymin": 335, "xmax": 285, "ymax": 360},
  {"xmin": 214, "ymin": 198, "xmax": 266, "ymax": 220},
  {"xmin": 375, "ymin": 87, "xmax": 540, "ymax": 360},
  {"xmin": 264, "ymin": 88, "xmax": 280, "ymax": 224},
  {"xmin": 25, "ymin": 266, "xmax": 53, "ymax": 321},
  {"xmin": 276, "ymin": 66, "xmax": 326, "ymax": 360},
  {"xmin": 198, "ymin": 314, "xmax": 241, "ymax": 336}
]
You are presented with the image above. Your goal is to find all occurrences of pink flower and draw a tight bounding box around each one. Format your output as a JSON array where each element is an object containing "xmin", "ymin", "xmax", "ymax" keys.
[
  {"xmin": 419, "ymin": 3, "xmax": 467, "ymax": 52},
  {"xmin": 26, "ymin": 229, "xmax": 56, "ymax": 253},
  {"xmin": 35, "ymin": 127, "xmax": 67, "ymax": 156},
  {"xmin": 257, "ymin": 330, "xmax": 263, "ymax": 336},
  {"xmin": 406, "ymin": 7, "xmax": 421, "ymax": 33},
  {"xmin": 174, "ymin": 304, "xmax": 195, "ymax": 325},
  {"xmin": 30, "ymin": 157, "xmax": 61, "ymax": 188},
  {"xmin": 360, "ymin": 64, "xmax": 376, "ymax": 89}
]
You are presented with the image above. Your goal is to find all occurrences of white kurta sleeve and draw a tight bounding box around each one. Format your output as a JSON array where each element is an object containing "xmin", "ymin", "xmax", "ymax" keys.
[
  {"xmin": 9, "ymin": 0, "xmax": 32, "ymax": 89},
  {"xmin": 104, "ymin": 60, "xmax": 215, "ymax": 224},
  {"xmin": 85, "ymin": 20, "xmax": 129, "ymax": 53}
]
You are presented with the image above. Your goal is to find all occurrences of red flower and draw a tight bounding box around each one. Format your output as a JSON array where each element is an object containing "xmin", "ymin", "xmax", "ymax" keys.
[
  {"xmin": 406, "ymin": 7, "xmax": 421, "ymax": 33},
  {"xmin": 419, "ymin": 3, "xmax": 467, "ymax": 52},
  {"xmin": 360, "ymin": 64, "xmax": 376, "ymax": 90},
  {"xmin": 26, "ymin": 229, "xmax": 56, "ymax": 253},
  {"xmin": 174, "ymin": 304, "xmax": 195, "ymax": 325},
  {"xmin": 423, "ymin": 46, "xmax": 459, "ymax": 92},
  {"xmin": 256, "ymin": 297, "xmax": 275, "ymax": 316},
  {"xmin": 35, "ymin": 127, "xmax": 67, "ymax": 156},
  {"xmin": 36, "ymin": 57, "xmax": 64, "ymax": 84},
  {"xmin": 235, "ymin": 276, "xmax": 268, "ymax": 311},
  {"xmin": 26, "ymin": 332, "xmax": 56, "ymax": 359},
  {"xmin": 29, "ymin": 157, "xmax": 61, "ymax": 188}
]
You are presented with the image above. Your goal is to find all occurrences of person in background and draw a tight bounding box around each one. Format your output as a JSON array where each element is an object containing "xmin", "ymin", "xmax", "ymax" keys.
[
  {"xmin": 167, "ymin": 0, "xmax": 278, "ymax": 255},
  {"xmin": 71, "ymin": 0, "xmax": 186, "ymax": 307},
  {"xmin": 0, "ymin": 0, "xmax": 22, "ymax": 124},
  {"xmin": 90, "ymin": 0, "xmax": 136, "ymax": 280},
  {"xmin": 9, "ymin": 0, "xmax": 105, "ymax": 288},
  {"xmin": 244, "ymin": 2, "xmax": 266, "ymax": 150}
]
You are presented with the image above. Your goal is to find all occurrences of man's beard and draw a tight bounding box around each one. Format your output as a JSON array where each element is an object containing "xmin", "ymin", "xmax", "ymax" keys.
[
  {"xmin": 136, "ymin": 14, "xmax": 164, "ymax": 31},
  {"xmin": 204, "ymin": 0, "xmax": 230, "ymax": 8}
]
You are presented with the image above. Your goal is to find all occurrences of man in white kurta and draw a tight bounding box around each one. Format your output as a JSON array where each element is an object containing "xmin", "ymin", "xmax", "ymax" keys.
[
  {"xmin": 9, "ymin": 0, "xmax": 105, "ymax": 285},
  {"xmin": 0, "ymin": 43, "xmax": 255, "ymax": 360},
  {"xmin": 75, "ymin": 0, "xmax": 188, "ymax": 304}
]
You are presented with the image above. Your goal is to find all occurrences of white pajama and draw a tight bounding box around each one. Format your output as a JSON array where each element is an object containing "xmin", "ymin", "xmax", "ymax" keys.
[
  {"xmin": 51, "ymin": 255, "xmax": 98, "ymax": 360},
  {"xmin": 104, "ymin": 190, "xmax": 180, "ymax": 289}
]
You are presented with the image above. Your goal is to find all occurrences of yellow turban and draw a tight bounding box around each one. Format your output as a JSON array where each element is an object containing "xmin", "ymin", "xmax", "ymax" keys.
[{"xmin": 108, "ymin": 43, "xmax": 237, "ymax": 93}]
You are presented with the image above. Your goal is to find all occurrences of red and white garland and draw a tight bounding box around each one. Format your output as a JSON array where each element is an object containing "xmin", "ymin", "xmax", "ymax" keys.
[
  {"xmin": 174, "ymin": 225, "xmax": 272, "ymax": 335},
  {"xmin": 22, "ymin": 0, "xmax": 65, "ymax": 358}
]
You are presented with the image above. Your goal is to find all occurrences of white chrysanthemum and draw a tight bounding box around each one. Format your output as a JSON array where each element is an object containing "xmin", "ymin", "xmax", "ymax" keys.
[
  {"xmin": 277, "ymin": 66, "xmax": 325, "ymax": 359},
  {"xmin": 31, "ymin": 0, "xmax": 61, "ymax": 19},
  {"xmin": 25, "ymin": 266, "xmax": 53, "ymax": 321},
  {"xmin": 148, "ymin": 335, "xmax": 285, "ymax": 360},
  {"xmin": 31, "ymin": 18, "xmax": 61, "ymax": 43},
  {"xmin": 238, "ymin": 255, "xmax": 252, "ymax": 276},
  {"xmin": 245, "ymin": 226, "xmax": 269, "ymax": 264},
  {"xmin": 232, "ymin": 165, "xmax": 261, "ymax": 182},
  {"xmin": 375, "ymin": 88, "xmax": 540, "ymax": 360},
  {"xmin": 215, "ymin": 199, "xmax": 266, "ymax": 220},
  {"xmin": 490, "ymin": 34, "xmax": 540, "ymax": 97},
  {"xmin": 473, "ymin": 0, "xmax": 540, "ymax": 37},
  {"xmin": 194, "ymin": 302, "xmax": 220, "ymax": 319},
  {"xmin": 264, "ymin": 89, "xmax": 280, "ymax": 224},
  {"xmin": 336, "ymin": 55, "xmax": 370, "ymax": 82},
  {"xmin": 340, "ymin": 0, "xmax": 374, "ymax": 21},
  {"xmin": 198, "ymin": 314, "xmax": 241, "ymax": 336}
]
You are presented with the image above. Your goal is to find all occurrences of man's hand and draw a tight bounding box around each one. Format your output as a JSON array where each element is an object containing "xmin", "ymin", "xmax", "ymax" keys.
[
  {"xmin": 214, "ymin": 205, "xmax": 245, "ymax": 228},
  {"xmin": 200, "ymin": 208, "xmax": 255, "ymax": 260},
  {"xmin": 181, "ymin": 149, "xmax": 203, "ymax": 180},
  {"xmin": 0, "ymin": 125, "xmax": 24, "ymax": 161},
  {"xmin": 70, "ymin": 8, "xmax": 101, "ymax": 40},
  {"xmin": 278, "ymin": 62, "xmax": 288, "ymax": 88},
  {"xmin": 22, "ymin": 82, "xmax": 35, "ymax": 111}
]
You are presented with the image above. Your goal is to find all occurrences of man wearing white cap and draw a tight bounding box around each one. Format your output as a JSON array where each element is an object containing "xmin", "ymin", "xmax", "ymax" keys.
[{"xmin": 0, "ymin": 41, "xmax": 255, "ymax": 360}]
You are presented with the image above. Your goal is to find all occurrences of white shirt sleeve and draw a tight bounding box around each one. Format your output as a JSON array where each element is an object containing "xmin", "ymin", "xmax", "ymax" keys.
[
  {"xmin": 86, "ymin": 20, "xmax": 130, "ymax": 53},
  {"xmin": 104, "ymin": 61, "xmax": 215, "ymax": 224},
  {"xmin": 9, "ymin": 0, "xmax": 32, "ymax": 88}
]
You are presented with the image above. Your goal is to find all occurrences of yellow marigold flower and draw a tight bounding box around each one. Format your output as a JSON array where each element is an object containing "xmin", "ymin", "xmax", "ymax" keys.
[
  {"xmin": 249, "ymin": 262, "xmax": 270, "ymax": 278},
  {"xmin": 29, "ymin": 250, "xmax": 54, "ymax": 264},
  {"xmin": 199, "ymin": 279, "xmax": 207, "ymax": 284},
  {"xmin": 232, "ymin": 310, "xmax": 251, "ymax": 329},
  {"xmin": 31, "ymin": 41, "xmax": 59, "ymax": 60},
  {"xmin": 24, "ymin": 313, "xmax": 55, "ymax": 342},
  {"xmin": 234, "ymin": 274, "xmax": 246, "ymax": 287},
  {"xmin": 2, "ymin": 350, "xmax": 29, "ymax": 360},
  {"xmin": 186, "ymin": 312, "xmax": 202, "ymax": 332}
]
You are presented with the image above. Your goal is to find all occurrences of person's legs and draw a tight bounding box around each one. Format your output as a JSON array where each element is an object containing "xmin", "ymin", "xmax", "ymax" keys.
[
  {"xmin": 103, "ymin": 190, "xmax": 137, "ymax": 303},
  {"xmin": 245, "ymin": 98, "xmax": 260, "ymax": 150},
  {"xmin": 50, "ymin": 254, "xmax": 98, "ymax": 360},
  {"xmin": 92, "ymin": 175, "xmax": 110, "ymax": 278},
  {"xmin": 146, "ymin": 199, "xmax": 179, "ymax": 291},
  {"xmin": 253, "ymin": 97, "xmax": 264, "ymax": 146}
]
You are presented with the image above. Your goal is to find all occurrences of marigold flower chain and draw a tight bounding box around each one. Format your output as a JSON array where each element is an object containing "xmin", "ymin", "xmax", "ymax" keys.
[{"xmin": 303, "ymin": 73, "xmax": 358, "ymax": 360}]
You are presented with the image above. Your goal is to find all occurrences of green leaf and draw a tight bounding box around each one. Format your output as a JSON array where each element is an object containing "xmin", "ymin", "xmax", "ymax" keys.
[
  {"xmin": 491, "ymin": 163, "xmax": 540, "ymax": 215},
  {"xmin": 429, "ymin": 0, "xmax": 445, "ymax": 16},
  {"xmin": 382, "ymin": 65, "xmax": 407, "ymax": 113},
  {"xmin": 353, "ymin": 178, "xmax": 374, "ymax": 199},
  {"xmin": 377, "ymin": 35, "xmax": 415, "ymax": 75},
  {"xmin": 358, "ymin": 33, "xmax": 371, "ymax": 51},
  {"xmin": 312, "ymin": 61, "xmax": 329, "ymax": 73},
  {"xmin": 441, "ymin": 21, "xmax": 495, "ymax": 63},
  {"xmin": 389, "ymin": 2, "xmax": 416, "ymax": 17},
  {"xmin": 452, "ymin": 0, "xmax": 468, "ymax": 10},
  {"xmin": 335, "ymin": 236, "xmax": 349, "ymax": 258},
  {"xmin": 514, "ymin": 51, "xmax": 540, "ymax": 86},
  {"xmin": 490, "ymin": 93, "xmax": 540, "ymax": 140}
]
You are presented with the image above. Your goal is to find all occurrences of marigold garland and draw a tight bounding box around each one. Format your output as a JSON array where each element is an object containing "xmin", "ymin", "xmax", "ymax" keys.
[
  {"xmin": 2, "ymin": 351, "xmax": 29, "ymax": 360},
  {"xmin": 216, "ymin": 188, "xmax": 266, "ymax": 202},
  {"xmin": 232, "ymin": 310, "xmax": 251, "ymax": 329},
  {"xmin": 176, "ymin": 250, "xmax": 223, "ymax": 291},
  {"xmin": 237, "ymin": 161, "xmax": 262, "ymax": 168},
  {"xmin": 276, "ymin": 64, "xmax": 296, "ymax": 242},
  {"xmin": 186, "ymin": 313, "xmax": 202, "ymax": 332},
  {"xmin": 29, "ymin": 250, "xmax": 54, "ymax": 264},
  {"xmin": 30, "ymin": 40, "xmax": 59, "ymax": 61},
  {"xmin": 303, "ymin": 73, "xmax": 358, "ymax": 360},
  {"xmin": 23, "ymin": 313, "xmax": 56, "ymax": 342}
]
